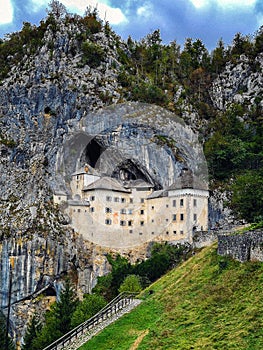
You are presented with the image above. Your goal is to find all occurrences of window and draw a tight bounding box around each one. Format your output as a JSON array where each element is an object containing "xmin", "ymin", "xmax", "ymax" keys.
[
  {"xmin": 141, "ymin": 198, "xmax": 144, "ymax": 203},
  {"xmin": 166, "ymin": 204, "xmax": 169, "ymax": 208},
  {"xmin": 151, "ymin": 219, "xmax": 154, "ymax": 223},
  {"xmin": 90, "ymin": 196, "xmax": 95, "ymax": 201},
  {"xmin": 180, "ymin": 199, "xmax": 184, "ymax": 207},
  {"xmin": 120, "ymin": 220, "xmax": 126, "ymax": 226},
  {"xmin": 140, "ymin": 221, "xmax": 144, "ymax": 226},
  {"xmin": 76, "ymin": 175, "xmax": 79, "ymax": 180},
  {"xmin": 173, "ymin": 199, "xmax": 176, "ymax": 207},
  {"xmin": 114, "ymin": 197, "xmax": 119, "ymax": 202},
  {"xmin": 139, "ymin": 232, "xmax": 143, "ymax": 235},
  {"xmin": 129, "ymin": 230, "xmax": 133, "ymax": 233},
  {"xmin": 58, "ymin": 197, "xmax": 61, "ymax": 201},
  {"xmin": 105, "ymin": 219, "xmax": 112, "ymax": 225},
  {"xmin": 152, "ymin": 232, "xmax": 155, "ymax": 235},
  {"xmin": 194, "ymin": 213, "xmax": 197, "ymax": 221},
  {"xmin": 166, "ymin": 231, "xmax": 169, "ymax": 235},
  {"xmin": 128, "ymin": 220, "xmax": 133, "ymax": 226},
  {"xmin": 120, "ymin": 208, "xmax": 126, "ymax": 214},
  {"xmin": 151, "ymin": 205, "xmax": 154, "ymax": 209},
  {"xmin": 193, "ymin": 199, "xmax": 197, "ymax": 207},
  {"xmin": 166, "ymin": 218, "xmax": 169, "ymax": 222},
  {"xmin": 121, "ymin": 198, "xmax": 126, "ymax": 203},
  {"xmin": 180, "ymin": 230, "xmax": 184, "ymax": 235},
  {"xmin": 105, "ymin": 207, "xmax": 112, "ymax": 213},
  {"xmin": 180, "ymin": 213, "xmax": 184, "ymax": 221},
  {"xmin": 77, "ymin": 209, "xmax": 81, "ymax": 212},
  {"xmin": 128, "ymin": 209, "xmax": 133, "ymax": 215},
  {"xmin": 173, "ymin": 231, "xmax": 177, "ymax": 235},
  {"xmin": 90, "ymin": 207, "xmax": 95, "ymax": 213},
  {"xmin": 106, "ymin": 196, "xmax": 112, "ymax": 202},
  {"xmin": 172, "ymin": 214, "xmax": 177, "ymax": 221},
  {"xmin": 140, "ymin": 209, "xmax": 144, "ymax": 215},
  {"xmin": 130, "ymin": 198, "xmax": 133, "ymax": 203}
]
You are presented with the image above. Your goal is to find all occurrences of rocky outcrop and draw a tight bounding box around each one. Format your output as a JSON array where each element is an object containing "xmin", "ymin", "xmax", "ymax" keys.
[{"xmin": 210, "ymin": 54, "xmax": 263, "ymax": 110}]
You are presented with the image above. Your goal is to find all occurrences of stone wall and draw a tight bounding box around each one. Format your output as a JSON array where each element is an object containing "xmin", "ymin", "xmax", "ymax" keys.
[
  {"xmin": 192, "ymin": 230, "xmax": 218, "ymax": 248},
  {"xmin": 217, "ymin": 230, "xmax": 263, "ymax": 262}
]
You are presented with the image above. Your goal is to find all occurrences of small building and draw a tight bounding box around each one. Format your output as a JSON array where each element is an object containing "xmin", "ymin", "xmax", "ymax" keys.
[{"xmin": 53, "ymin": 191, "xmax": 68, "ymax": 205}]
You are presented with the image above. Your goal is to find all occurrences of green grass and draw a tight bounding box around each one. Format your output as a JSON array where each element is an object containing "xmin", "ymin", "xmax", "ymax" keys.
[{"xmin": 80, "ymin": 244, "xmax": 263, "ymax": 349}]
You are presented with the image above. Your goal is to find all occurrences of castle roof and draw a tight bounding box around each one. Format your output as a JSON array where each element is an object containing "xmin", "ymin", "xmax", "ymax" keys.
[
  {"xmin": 83, "ymin": 177, "xmax": 131, "ymax": 193},
  {"xmin": 147, "ymin": 189, "xmax": 167, "ymax": 199}
]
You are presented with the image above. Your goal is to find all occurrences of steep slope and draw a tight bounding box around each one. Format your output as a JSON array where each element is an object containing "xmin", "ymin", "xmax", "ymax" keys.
[{"xmin": 79, "ymin": 244, "xmax": 263, "ymax": 350}]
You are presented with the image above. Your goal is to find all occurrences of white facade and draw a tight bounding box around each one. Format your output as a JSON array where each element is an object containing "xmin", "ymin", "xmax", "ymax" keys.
[{"xmin": 62, "ymin": 166, "xmax": 209, "ymax": 249}]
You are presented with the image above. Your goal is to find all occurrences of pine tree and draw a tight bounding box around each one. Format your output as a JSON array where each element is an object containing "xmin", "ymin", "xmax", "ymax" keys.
[
  {"xmin": 0, "ymin": 311, "xmax": 15, "ymax": 350},
  {"xmin": 31, "ymin": 278, "xmax": 79, "ymax": 349},
  {"xmin": 21, "ymin": 314, "xmax": 42, "ymax": 350}
]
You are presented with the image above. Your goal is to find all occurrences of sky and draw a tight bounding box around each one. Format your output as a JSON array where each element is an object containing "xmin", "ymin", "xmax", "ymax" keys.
[{"xmin": 0, "ymin": 0, "xmax": 262, "ymax": 50}]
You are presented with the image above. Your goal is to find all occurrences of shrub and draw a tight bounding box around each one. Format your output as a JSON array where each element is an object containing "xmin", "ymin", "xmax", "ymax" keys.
[{"xmin": 81, "ymin": 42, "xmax": 105, "ymax": 68}]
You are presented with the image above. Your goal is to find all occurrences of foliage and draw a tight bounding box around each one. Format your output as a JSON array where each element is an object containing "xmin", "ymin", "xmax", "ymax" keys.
[
  {"xmin": 0, "ymin": 311, "xmax": 15, "ymax": 350},
  {"xmin": 230, "ymin": 170, "xmax": 263, "ymax": 222},
  {"xmin": 81, "ymin": 42, "xmax": 105, "ymax": 68},
  {"xmin": 118, "ymin": 275, "xmax": 142, "ymax": 294},
  {"xmin": 71, "ymin": 294, "xmax": 107, "ymax": 328},
  {"xmin": 79, "ymin": 244, "xmax": 263, "ymax": 350},
  {"xmin": 131, "ymin": 82, "xmax": 168, "ymax": 105},
  {"xmin": 31, "ymin": 279, "xmax": 78, "ymax": 349},
  {"xmin": 21, "ymin": 314, "xmax": 42, "ymax": 350},
  {"xmin": 93, "ymin": 243, "xmax": 192, "ymax": 301}
]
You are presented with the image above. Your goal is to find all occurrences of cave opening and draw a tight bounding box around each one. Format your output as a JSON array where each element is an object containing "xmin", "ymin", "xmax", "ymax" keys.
[
  {"xmin": 112, "ymin": 159, "xmax": 152, "ymax": 183},
  {"xmin": 81, "ymin": 139, "xmax": 105, "ymax": 168},
  {"xmin": 43, "ymin": 286, "xmax": 57, "ymax": 297}
]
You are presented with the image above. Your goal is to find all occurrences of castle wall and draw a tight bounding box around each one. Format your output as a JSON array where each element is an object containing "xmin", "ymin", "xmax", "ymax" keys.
[
  {"xmin": 67, "ymin": 186, "xmax": 209, "ymax": 249},
  {"xmin": 218, "ymin": 230, "xmax": 263, "ymax": 262}
]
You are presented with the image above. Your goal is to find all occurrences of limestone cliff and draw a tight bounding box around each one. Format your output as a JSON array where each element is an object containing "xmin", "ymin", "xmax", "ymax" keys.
[{"xmin": 0, "ymin": 9, "xmax": 262, "ymax": 346}]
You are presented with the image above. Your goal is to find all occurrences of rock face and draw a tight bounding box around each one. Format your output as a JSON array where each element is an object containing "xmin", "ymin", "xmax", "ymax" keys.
[
  {"xmin": 0, "ymin": 11, "xmax": 261, "ymax": 347},
  {"xmin": 57, "ymin": 102, "xmax": 208, "ymax": 191},
  {"xmin": 210, "ymin": 54, "xmax": 263, "ymax": 111}
]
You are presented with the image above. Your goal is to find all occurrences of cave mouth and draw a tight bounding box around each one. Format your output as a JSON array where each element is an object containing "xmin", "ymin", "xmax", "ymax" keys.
[
  {"xmin": 80, "ymin": 139, "xmax": 106, "ymax": 168},
  {"xmin": 112, "ymin": 159, "xmax": 153, "ymax": 183},
  {"xmin": 43, "ymin": 286, "xmax": 57, "ymax": 297}
]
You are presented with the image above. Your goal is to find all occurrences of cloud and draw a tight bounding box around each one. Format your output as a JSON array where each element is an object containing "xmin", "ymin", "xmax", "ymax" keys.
[
  {"xmin": 136, "ymin": 2, "xmax": 154, "ymax": 18},
  {"xmin": 0, "ymin": 0, "xmax": 13, "ymax": 25},
  {"xmin": 62, "ymin": 0, "xmax": 127, "ymax": 25},
  {"xmin": 111, "ymin": 0, "xmax": 262, "ymax": 49}
]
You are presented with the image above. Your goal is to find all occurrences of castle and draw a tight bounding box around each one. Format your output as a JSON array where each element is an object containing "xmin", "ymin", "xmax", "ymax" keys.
[{"xmin": 54, "ymin": 165, "xmax": 209, "ymax": 248}]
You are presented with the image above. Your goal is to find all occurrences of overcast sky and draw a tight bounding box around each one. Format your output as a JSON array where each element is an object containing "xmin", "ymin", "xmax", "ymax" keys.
[{"xmin": 0, "ymin": 0, "xmax": 262, "ymax": 50}]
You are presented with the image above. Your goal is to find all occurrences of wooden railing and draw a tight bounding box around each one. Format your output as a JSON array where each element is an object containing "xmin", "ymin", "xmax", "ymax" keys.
[{"xmin": 42, "ymin": 292, "xmax": 138, "ymax": 350}]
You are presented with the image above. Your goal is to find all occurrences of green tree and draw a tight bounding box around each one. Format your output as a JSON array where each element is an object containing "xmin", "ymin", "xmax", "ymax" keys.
[
  {"xmin": 71, "ymin": 294, "xmax": 106, "ymax": 328},
  {"xmin": 32, "ymin": 279, "xmax": 78, "ymax": 349},
  {"xmin": 118, "ymin": 275, "xmax": 142, "ymax": 294},
  {"xmin": 0, "ymin": 311, "xmax": 15, "ymax": 350},
  {"xmin": 81, "ymin": 42, "xmax": 105, "ymax": 68},
  {"xmin": 47, "ymin": 0, "xmax": 67, "ymax": 19},
  {"xmin": 21, "ymin": 314, "xmax": 42, "ymax": 350},
  {"xmin": 211, "ymin": 38, "xmax": 227, "ymax": 74},
  {"xmin": 230, "ymin": 170, "xmax": 263, "ymax": 222}
]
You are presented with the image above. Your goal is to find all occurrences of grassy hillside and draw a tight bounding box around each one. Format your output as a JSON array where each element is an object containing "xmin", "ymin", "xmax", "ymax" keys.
[{"xmin": 79, "ymin": 244, "xmax": 263, "ymax": 350}]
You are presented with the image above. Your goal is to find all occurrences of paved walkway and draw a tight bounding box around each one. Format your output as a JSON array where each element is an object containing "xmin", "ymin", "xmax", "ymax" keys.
[{"xmin": 64, "ymin": 299, "xmax": 142, "ymax": 350}]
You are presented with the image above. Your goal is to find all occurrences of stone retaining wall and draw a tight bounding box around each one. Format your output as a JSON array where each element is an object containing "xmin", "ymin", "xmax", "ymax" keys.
[{"xmin": 217, "ymin": 230, "xmax": 263, "ymax": 262}]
